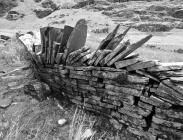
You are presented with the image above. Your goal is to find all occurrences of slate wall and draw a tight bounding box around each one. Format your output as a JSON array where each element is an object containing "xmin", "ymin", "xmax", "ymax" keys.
[{"xmin": 34, "ymin": 64, "xmax": 183, "ymax": 140}]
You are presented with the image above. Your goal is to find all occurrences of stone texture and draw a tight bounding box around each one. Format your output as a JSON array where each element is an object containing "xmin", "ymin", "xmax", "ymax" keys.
[
  {"xmin": 0, "ymin": 98, "xmax": 12, "ymax": 108},
  {"xmin": 34, "ymin": 7, "xmax": 53, "ymax": 18}
]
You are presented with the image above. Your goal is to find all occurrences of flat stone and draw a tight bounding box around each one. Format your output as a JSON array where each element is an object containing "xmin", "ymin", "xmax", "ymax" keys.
[
  {"xmin": 118, "ymin": 112, "xmax": 146, "ymax": 127},
  {"xmin": 115, "ymin": 58, "xmax": 139, "ymax": 69},
  {"xmin": 138, "ymin": 101, "xmax": 153, "ymax": 111},
  {"xmin": 127, "ymin": 74, "xmax": 149, "ymax": 84},
  {"xmin": 151, "ymin": 123, "xmax": 183, "ymax": 139},
  {"xmin": 123, "ymin": 102, "xmax": 152, "ymax": 117},
  {"xmin": 152, "ymin": 116, "xmax": 183, "ymax": 130},
  {"xmin": 105, "ymin": 84, "xmax": 142, "ymax": 97},
  {"xmin": 126, "ymin": 61, "xmax": 158, "ymax": 71},
  {"xmin": 103, "ymin": 79, "xmax": 145, "ymax": 90},
  {"xmin": 0, "ymin": 98, "xmax": 12, "ymax": 108},
  {"xmin": 118, "ymin": 108, "xmax": 143, "ymax": 119},
  {"xmin": 140, "ymin": 95, "xmax": 172, "ymax": 109},
  {"xmin": 155, "ymin": 108, "xmax": 183, "ymax": 120},
  {"xmin": 155, "ymin": 82, "xmax": 183, "ymax": 105}
]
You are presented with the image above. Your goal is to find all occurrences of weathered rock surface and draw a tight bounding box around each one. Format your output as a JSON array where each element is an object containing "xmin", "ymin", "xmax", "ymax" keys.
[
  {"xmin": 0, "ymin": 0, "xmax": 18, "ymax": 17},
  {"xmin": 0, "ymin": 98, "xmax": 12, "ymax": 108},
  {"xmin": 41, "ymin": 0, "xmax": 58, "ymax": 11},
  {"xmin": 34, "ymin": 7, "xmax": 53, "ymax": 18},
  {"xmin": 6, "ymin": 10, "xmax": 24, "ymax": 20}
]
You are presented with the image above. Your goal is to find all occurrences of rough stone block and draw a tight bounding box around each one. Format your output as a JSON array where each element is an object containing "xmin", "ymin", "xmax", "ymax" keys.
[
  {"xmin": 138, "ymin": 101, "xmax": 153, "ymax": 111},
  {"xmin": 152, "ymin": 116, "xmax": 183, "ymax": 130},
  {"xmin": 140, "ymin": 95, "xmax": 172, "ymax": 109},
  {"xmin": 92, "ymin": 70, "xmax": 126, "ymax": 79},
  {"xmin": 102, "ymin": 98, "xmax": 121, "ymax": 106},
  {"xmin": 105, "ymin": 84, "xmax": 142, "ymax": 97},
  {"xmin": 123, "ymin": 102, "xmax": 152, "ymax": 117}
]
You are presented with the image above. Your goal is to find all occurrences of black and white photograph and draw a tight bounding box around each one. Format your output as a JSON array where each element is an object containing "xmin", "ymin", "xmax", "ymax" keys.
[{"xmin": 0, "ymin": 0, "xmax": 183, "ymax": 139}]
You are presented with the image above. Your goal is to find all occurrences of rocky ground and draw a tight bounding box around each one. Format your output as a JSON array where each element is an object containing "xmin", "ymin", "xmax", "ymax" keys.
[{"xmin": 0, "ymin": 0, "xmax": 183, "ymax": 139}]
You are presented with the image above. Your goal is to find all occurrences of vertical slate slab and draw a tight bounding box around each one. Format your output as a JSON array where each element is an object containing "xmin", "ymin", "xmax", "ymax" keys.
[{"xmin": 59, "ymin": 25, "xmax": 74, "ymax": 53}]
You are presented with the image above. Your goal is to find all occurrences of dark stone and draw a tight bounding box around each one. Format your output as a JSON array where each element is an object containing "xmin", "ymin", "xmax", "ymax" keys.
[
  {"xmin": 6, "ymin": 10, "xmax": 24, "ymax": 20},
  {"xmin": 34, "ymin": 7, "xmax": 53, "ymax": 18}
]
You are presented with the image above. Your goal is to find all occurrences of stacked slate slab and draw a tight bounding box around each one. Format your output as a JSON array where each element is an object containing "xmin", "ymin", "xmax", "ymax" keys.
[{"xmin": 17, "ymin": 19, "xmax": 183, "ymax": 140}]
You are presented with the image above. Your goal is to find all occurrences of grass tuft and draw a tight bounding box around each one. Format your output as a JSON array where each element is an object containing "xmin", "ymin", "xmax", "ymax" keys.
[{"xmin": 69, "ymin": 107, "xmax": 96, "ymax": 140}]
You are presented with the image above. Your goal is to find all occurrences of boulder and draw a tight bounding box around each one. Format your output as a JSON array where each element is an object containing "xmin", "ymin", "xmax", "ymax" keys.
[
  {"xmin": 6, "ymin": 10, "xmax": 24, "ymax": 20},
  {"xmin": 41, "ymin": 0, "xmax": 58, "ymax": 11},
  {"xmin": 34, "ymin": 7, "xmax": 53, "ymax": 18}
]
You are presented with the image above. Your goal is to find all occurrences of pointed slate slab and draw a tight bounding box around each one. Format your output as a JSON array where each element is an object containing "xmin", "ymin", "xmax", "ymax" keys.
[
  {"xmin": 90, "ymin": 24, "xmax": 120, "ymax": 60},
  {"xmin": 105, "ymin": 27, "xmax": 131, "ymax": 50},
  {"xmin": 40, "ymin": 27, "xmax": 48, "ymax": 54},
  {"xmin": 97, "ymin": 24, "xmax": 120, "ymax": 51},
  {"xmin": 104, "ymin": 41, "xmax": 130, "ymax": 66},
  {"xmin": 108, "ymin": 35, "xmax": 152, "ymax": 66},
  {"xmin": 43, "ymin": 27, "xmax": 50, "ymax": 63},
  {"xmin": 62, "ymin": 19, "xmax": 87, "ymax": 64},
  {"xmin": 67, "ymin": 19, "xmax": 87, "ymax": 54}
]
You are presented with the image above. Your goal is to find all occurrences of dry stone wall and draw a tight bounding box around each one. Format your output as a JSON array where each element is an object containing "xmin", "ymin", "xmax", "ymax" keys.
[
  {"xmin": 33, "ymin": 64, "xmax": 183, "ymax": 140},
  {"xmin": 17, "ymin": 19, "xmax": 183, "ymax": 140}
]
